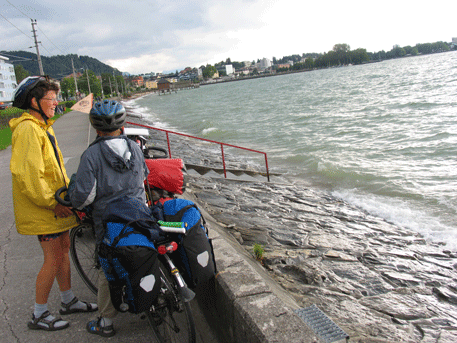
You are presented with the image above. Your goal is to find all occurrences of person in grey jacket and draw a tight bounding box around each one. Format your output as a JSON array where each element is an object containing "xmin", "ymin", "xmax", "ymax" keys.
[{"xmin": 69, "ymin": 100, "xmax": 149, "ymax": 337}]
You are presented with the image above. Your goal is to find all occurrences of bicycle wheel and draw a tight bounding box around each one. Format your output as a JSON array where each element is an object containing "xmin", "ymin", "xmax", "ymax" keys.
[
  {"xmin": 146, "ymin": 262, "xmax": 196, "ymax": 343},
  {"xmin": 70, "ymin": 223, "xmax": 99, "ymax": 295}
]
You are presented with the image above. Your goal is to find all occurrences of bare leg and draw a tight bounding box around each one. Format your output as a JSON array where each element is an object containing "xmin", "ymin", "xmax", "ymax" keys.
[
  {"xmin": 36, "ymin": 234, "xmax": 68, "ymax": 304},
  {"xmin": 55, "ymin": 231, "xmax": 71, "ymax": 292}
]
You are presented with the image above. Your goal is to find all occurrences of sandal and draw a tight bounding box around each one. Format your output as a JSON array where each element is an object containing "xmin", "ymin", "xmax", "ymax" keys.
[
  {"xmin": 60, "ymin": 297, "xmax": 98, "ymax": 315},
  {"xmin": 27, "ymin": 311, "xmax": 69, "ymax": 331},
  {"xmin": 86, "ymin": 317, "xmax": 116, "ymax": 337}
]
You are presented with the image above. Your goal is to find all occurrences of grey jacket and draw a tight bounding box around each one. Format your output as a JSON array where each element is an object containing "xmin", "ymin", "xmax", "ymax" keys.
[{"xmin": 69, "ymin": 135, "xmax": 148, "ymax": 242}]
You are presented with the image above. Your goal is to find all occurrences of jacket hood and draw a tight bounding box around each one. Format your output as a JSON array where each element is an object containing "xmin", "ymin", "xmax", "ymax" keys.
[
  {"xmin": 91, "ymin": 135, "xmax": 136, "ymax": 173},
  {"xmin": 9, "ymin": 113, "xmax": 54, "ymax": 133}
]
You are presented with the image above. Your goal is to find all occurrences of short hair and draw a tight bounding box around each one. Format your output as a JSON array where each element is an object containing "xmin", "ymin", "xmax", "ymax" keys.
[{"xmin": 25, "ymin": 79, "xmax": 60, "ymax": 109}]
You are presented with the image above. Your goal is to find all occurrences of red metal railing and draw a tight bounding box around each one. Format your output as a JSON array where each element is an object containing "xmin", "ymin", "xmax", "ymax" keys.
[{"xmin": 126, "ymin": 121, "xmax": 270, "ymax": 181}]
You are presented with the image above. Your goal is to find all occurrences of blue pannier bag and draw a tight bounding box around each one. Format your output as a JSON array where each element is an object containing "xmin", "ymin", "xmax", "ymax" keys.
[
  {"xmin": 162, "ymin": 198, "xmax": 217, "ymax": 287},
  {"xmin": 98, "ymin": 221, "xmax": 161, "ymax": 314}
]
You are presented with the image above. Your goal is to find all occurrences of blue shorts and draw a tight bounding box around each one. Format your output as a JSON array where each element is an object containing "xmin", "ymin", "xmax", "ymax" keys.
[{"xmin": 37, "ymin": 230, "xmax": 67, "ymax": 242}]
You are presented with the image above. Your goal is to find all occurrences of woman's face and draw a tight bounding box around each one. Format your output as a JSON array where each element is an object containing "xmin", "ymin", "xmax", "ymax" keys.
[{"xmin": 38, "ymin": 91, "xmax": 58, "ymax": 119}]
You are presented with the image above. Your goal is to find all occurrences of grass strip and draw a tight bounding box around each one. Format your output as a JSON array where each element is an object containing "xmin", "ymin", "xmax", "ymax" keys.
[{"xmin": 0, "ymin": 108, "xmax": 72, "ymax": 151}]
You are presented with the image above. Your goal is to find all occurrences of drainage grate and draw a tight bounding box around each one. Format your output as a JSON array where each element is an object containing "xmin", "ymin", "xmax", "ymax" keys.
[{"xmin": 295, "ymin": 304, "xmax": 349, "ymax": 343}]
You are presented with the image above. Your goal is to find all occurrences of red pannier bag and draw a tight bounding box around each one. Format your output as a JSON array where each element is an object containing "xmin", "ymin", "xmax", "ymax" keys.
[{"xmin": 145, "ymin": 159, "xmax": 186, "ymax": 195}]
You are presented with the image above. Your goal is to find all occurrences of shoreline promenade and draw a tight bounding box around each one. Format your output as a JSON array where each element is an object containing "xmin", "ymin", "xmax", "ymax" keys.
[
  {"xmin": 0, "ymin": 110, "xmax": 314, "ymax": 342},
  {"xmin": 0, "ymin": 111, "xmax": 221, "ymax": 342}
]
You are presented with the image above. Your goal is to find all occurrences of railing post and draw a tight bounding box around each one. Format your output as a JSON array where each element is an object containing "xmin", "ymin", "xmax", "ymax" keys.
[
  {"xmin": 221, "ymin": 144, "xmax": 227, "ymax": 178},
  {"xmin": 264, "ymin": 153, "xmax": 270, "ymax": 182},
  {"xmin": 166, "ymin": 132, "xmax": 172, "ymax": 158}
]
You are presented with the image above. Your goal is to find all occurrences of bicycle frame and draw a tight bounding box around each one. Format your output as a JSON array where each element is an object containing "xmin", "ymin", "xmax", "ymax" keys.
[{"xmin": 156, "ymin": 241, "xmax": 195, "ymax": 303}]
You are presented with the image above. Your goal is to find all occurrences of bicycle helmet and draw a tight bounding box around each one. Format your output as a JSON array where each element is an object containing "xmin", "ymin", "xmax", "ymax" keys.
[
  {"xmin": 12, "ymin": 75, "xmax": 59, "ymax": 123},
  {"xmin": 12, "ymin": 76, "xmax": 49, "ymax": 109},
  {"xmin": 89, "ymin": 100, "xmax": 126, "ymax": 132}
]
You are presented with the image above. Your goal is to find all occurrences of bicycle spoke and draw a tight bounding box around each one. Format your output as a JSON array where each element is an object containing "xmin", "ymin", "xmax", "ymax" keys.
[
  {"xmin": 146, "ymin": 263, "xmax": 195, "ymax": 343},
  {"xmin": 70, "ymin": 224, "xmax": 98, "ymax": 294}
]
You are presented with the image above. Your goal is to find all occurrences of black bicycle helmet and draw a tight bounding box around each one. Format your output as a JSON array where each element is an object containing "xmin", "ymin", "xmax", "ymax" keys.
[
  {"xmin": 12, "ymin": 76, "xmax": 49, "ymax": 109},
  {"xmin": 89, "ymin": 100, "xmax": 126, "ymax": 132}
]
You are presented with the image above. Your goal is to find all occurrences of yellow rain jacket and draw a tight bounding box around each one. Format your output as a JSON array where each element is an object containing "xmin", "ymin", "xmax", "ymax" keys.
[{"xmin": 9, "ymin": 113, "xmax": 77, "ymax": 235}]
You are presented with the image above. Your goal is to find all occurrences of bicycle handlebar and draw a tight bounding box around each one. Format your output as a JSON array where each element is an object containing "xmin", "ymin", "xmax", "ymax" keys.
[
  {"xmin": 158, "ymin": 220, "xmax": 187, "ymax": 234},
  {"xmin": 55, "ymin": 186, "xmax": 72, "ymax": 207}
]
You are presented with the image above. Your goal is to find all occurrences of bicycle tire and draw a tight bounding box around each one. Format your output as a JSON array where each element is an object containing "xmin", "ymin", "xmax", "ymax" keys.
[
  {"xmin": 70, "ymin": 223, "xmax": 99, "ymax": 295},
  {"xmin": 146, "ymin": 261, "xmax": 196, "ymax": 343}
]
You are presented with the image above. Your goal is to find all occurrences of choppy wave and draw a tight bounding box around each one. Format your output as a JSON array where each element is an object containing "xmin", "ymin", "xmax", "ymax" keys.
[
  {"xmin": 202, "ymin": 127, "xmax": 218, "ymax": 135},
  {"xmin": 125, "ymin": 52, "xmax": 457, "ymax": 249}
]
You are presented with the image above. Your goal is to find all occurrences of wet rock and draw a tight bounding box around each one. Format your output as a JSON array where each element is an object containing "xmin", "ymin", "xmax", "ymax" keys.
[
  {"xmin": 360, "ymin": 293, "xmax": 433, "ymax": 320},
  {"xmin": 433, "ymin": 287, "xmax": 457, "ymax": 304},
  {"xmin": 231, "ymin": 231, "xmax": 243, "ymax": 244},
  {"xmin": 323, "ymin": 250, "xmax": 358, "ymax": 262},
  {"xmin": 129, "ymin": 120, "xmax": 457, "ymax": 343},
  {"xmin": 381, "ymin": 271, "xmax": 422, "ymax": 287}
]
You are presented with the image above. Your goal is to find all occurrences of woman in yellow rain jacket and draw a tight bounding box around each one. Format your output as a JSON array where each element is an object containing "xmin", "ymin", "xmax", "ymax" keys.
[{"xmin": 10, "ymin": 76, "xmax": 97, "ymax": 332}]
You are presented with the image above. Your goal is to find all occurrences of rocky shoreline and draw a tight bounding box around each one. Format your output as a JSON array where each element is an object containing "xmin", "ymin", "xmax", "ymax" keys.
[{"xmin": 124, "ymin": 110, "xmax": 457, "ymax": 343}]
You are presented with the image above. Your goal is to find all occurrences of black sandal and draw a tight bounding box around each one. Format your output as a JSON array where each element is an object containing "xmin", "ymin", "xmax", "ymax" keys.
[
  {"xmin": 60, "ymin": 297, "xmax": 98, "ymax": 315},
  {"xmin": 27, "ymin": 311, "xmax": 69, "ymax": 331}
]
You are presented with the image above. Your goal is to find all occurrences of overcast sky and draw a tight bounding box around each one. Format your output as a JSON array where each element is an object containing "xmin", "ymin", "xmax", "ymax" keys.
[{"xmin": 1, "ymin": 0, "xmax": 455, "ymax": 74}]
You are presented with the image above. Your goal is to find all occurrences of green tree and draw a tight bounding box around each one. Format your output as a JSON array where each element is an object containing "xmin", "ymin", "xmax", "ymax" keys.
[
  {"xmin": 333, "ymin": 43, "xmax": 350, "ymax": 53},
  {"xmin": 304, "ymin": 57, "xmax": 314, "ymax": 69},
  {"xmin": 392, "ymin": 45, "xmax": 406, "ymax": 58},
  {"xmin": 232, "ymin": 61, "xmax": 244, "ymax": 70},
  {"xmin": 332, "ymin": 43, "xmax": 351, "ymax": 65},
  {"xmin": 115, "ymin": 75, "xmax": 126, "ymax": 95},
  {"xmin": 14, "ymin": 64, "xmax": 30, "ymax": 84},
  {"xmin": 77, "ymin": 70, "xmax": 101, "ymax": 96},
  {"xmin": 100, "ymin": 73, "xmax": 113, "ymax": 97},
  {"xmin": 202, "ymin": 65, "xmax": 217, "ymax": 79},
  {"xmin": 350, "ymin": 48, "xmax": 370, "ymax": 64},
  {"xmin": 60, "ymin": 77, "xmax": 76, "ymax": 99}
]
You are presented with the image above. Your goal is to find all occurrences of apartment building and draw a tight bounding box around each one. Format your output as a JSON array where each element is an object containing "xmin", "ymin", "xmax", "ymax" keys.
[
  {"xmin": 132, "ymin": 76, "xmax": 144, "ymax": 87},
  {"xmin": 0, "ymin": 55, "xmax": 17, "ymax": 104},
  {"xmin": 145, "ymin": 80, "xmax": 157, "ymax": 89}
]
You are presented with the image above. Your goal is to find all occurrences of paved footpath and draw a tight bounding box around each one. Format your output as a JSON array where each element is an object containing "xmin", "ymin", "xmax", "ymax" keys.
[{"xmin": 0, "ymin": 111, "xmax": 219, "ymax": 343}]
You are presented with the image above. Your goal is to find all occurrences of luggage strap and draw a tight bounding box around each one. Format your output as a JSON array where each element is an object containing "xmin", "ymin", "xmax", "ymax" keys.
[
  {"xmin": 165, "ymin": 204, "xmax": 208, "ymax": 234},
  {"xmin": 110, "ymin": 218, "xmax": 157, "ymax": 247}
]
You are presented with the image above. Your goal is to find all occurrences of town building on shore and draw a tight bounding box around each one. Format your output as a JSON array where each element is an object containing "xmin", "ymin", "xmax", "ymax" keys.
[{"xmin": 0, "ymin": 55, "xmax": 17, "ymax": 106}]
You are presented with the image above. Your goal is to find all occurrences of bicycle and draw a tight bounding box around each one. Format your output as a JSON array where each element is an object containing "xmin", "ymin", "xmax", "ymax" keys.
[
  {"xmin": 56, "ymin": 187, "xmax": 196, "ymax": 342},
  {"xmin": 56, "ymin": 142, "xmax": 197, "ymax": 342}
]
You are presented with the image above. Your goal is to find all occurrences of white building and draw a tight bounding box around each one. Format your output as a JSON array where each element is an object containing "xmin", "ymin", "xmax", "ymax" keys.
[
  {"xmin": 225, "ymin": 64, "xmax": 234, "ymax": 75},
  {"xmin": 0, "ymin": 55, "xmax": 17, "ymax": 104},
  {"xmin": 258, "ymin": 58, "xmax": 272, "ymax": 70},
  {"xmin": 452, "ymin": 38, "xmax": 457, "ymax": 48}
]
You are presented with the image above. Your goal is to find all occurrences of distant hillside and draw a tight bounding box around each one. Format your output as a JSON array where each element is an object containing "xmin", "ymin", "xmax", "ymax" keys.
[{"xmin": 0, "ymin": 51, "xmax": 122, "ymax": 80}]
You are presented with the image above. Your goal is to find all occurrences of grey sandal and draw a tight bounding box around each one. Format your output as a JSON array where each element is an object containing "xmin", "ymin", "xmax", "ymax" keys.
[
  {"xmin": 86, "ymin": 317, "xmax": 116, "ymax": 337},
  {"xmin": 28, "ymin": 311, "xmax": 69, "ymax": 331},
  {"xmin": 60, "ymin": 296, "xmax": 98, "ymax": 315}
]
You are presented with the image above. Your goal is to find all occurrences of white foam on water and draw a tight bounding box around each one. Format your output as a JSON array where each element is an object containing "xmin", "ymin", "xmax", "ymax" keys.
[
  {"xmin": 202, "ymin": 127, "xmax": 218, "ymax": 135},
  {"xmin": 333, "ymin": 188, "xmax": 457, "ymax": 251}
]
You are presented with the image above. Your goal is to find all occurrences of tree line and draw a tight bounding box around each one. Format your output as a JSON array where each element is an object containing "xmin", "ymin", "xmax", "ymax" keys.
[
  {"xmin": 204, "ymin": 40, "xmax": 455, "ymax": 76},
  {"xmin": 59, "ymin": 71, "xmax": 127, "ymax": 99},
  {"xmin": 6, "ymin": 39, "xmax": 455, "ymax": 89},
  {"xmin": 2, "ymin": 51, "xmax": 121, "ymax": 80}
]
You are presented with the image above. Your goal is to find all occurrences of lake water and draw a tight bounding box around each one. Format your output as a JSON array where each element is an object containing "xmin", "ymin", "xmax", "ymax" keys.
[{"xmin": 126, "ymin": 51, "xmax": 457, "ymax": 250}]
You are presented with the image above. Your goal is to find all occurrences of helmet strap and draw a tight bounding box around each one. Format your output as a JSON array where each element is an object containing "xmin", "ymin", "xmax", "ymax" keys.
[{"xmin": 30, "ymin": 98, "xmax": 48, "ymax": 124}]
